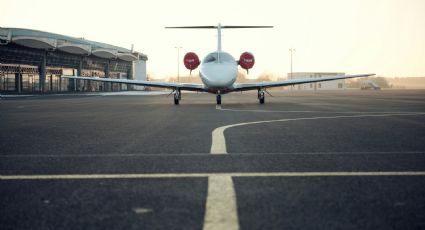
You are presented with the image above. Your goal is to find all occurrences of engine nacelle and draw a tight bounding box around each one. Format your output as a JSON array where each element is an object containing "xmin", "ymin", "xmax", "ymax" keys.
[
  {"xmin": 183, "ymin": 52, "xmax": 200, "ymax": 74},
  {"xmin": 239, "ymin": 52, "xmax": 255, "ymax": 73}
]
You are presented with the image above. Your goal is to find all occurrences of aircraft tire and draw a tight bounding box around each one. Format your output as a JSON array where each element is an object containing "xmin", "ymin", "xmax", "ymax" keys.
[{"xmin": 259, "ymin": 97, "xmax": 265, "ymax": 104}]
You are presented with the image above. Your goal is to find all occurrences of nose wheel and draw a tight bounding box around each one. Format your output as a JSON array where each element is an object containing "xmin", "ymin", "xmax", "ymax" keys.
[
  {"xmin": 216, "ymin": 90, "xmax": 222, "ymax": 105},
  {"xmin": 258, "ymin": 89, "xmax": 265, "ymax": 104},
  {"xmin": 216, "ymin": 94, "xmax": 221, "ymax": 105}
]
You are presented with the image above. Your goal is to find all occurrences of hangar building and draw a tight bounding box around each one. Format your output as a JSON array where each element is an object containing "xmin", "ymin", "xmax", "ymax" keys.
[{"xmin": 0, "ymin": 27, "xmax": 147, "ymax": 93}]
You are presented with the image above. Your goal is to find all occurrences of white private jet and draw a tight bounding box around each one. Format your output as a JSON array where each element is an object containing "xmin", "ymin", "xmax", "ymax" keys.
[{"xmin": 62, "ymin": 24, "xmax": 375, "ymax": 105}]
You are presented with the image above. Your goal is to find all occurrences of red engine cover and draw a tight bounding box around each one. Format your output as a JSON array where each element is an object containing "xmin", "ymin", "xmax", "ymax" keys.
[
  {"xmin": 183, "ymin": 52, "xmax": 200, "ymax": 70},
  {"xmin": 239, "ymin": 52, "xmax": 255, "ymax": 70}
]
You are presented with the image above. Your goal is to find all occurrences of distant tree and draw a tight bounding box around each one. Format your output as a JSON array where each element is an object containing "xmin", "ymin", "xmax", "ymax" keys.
[
  {"xmin": 257, "ymin": 74, "xmax": 272, "ymax": 82},
  {"xmin": 236, "ymin": 71, "xmax": 249, "ymax": 83}
]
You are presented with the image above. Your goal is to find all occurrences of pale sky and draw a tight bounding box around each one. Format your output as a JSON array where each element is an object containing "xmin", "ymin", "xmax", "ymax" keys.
[{"xmin": 1, "ymin": 0, "xmax": 425, "ymax": 78}]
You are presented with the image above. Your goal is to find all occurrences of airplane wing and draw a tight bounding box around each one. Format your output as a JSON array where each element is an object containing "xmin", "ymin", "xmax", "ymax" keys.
[
  {"xmin": 61, "ymin": 75, "xmax": 206, "ymax": 92},
  {"xmin": 232, "ymin": 73, "xmax": 375, "ymax": 91}
]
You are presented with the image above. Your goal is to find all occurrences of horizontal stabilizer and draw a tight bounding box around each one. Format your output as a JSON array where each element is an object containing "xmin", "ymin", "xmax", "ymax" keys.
[
  {"xmin": 165, "ymin": 26, "xmax": 273, "ymax": 29},
  {"xmin": 165, "ymin": 23, "xmax": 273, "ymax": 57},
  {"xmin": 165, "ymin": 26, "xmax": 216, "ymax": 29},
  {"xmin": 222, "ymin": 26, "xmax": 273, "ymax": 29}
]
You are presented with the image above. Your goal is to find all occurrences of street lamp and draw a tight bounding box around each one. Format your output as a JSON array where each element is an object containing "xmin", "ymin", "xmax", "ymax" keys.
[
  {"xmin": 289, "ymin": 48, "xmax": 295, "ymax": 90},
  {"xmin": 175, "ymin": 46, "xmax": 182, "ymax": 82},
  {"xmin": 289, "ymin": 48, "xmax": 295, "ymax": 79}
]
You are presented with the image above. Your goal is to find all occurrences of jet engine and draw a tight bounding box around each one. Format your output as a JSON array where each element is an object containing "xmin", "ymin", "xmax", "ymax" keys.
[
  {"xmin": 239, "ymin": 52, "xmax": 255, "ymax": 73},
  {"xmin": 183, "ymin": 52, "xmax": 200, "ymax": 74}
]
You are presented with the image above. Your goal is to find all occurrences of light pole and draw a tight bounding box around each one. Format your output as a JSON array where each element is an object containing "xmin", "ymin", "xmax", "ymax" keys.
[
  {"xmin": 175, "ymin": 46, "xmax": 182, "ymax": 82},
  {"xmin": 289, "ymin": 48, "xmax": 295, "ymax": 90}
]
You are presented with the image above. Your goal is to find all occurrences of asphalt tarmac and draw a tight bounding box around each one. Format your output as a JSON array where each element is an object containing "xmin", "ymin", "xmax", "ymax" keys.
[{"xmin": 1, "ymin": 90, "xmax": 425, "ymax": 230}]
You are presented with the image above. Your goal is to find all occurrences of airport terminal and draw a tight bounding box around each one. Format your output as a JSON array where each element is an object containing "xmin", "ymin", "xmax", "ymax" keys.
[{"xmin": 0, "ymin": 27, "xmax": 147, "ymax": 93}]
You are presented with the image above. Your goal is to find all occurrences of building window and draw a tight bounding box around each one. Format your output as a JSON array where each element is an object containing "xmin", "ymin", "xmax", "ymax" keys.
[
  {"xmin": 318, "ymin": 83, "xmax": 321, "ymax": 88},
  {"xmin": 310, "ymin": 83, "xmax": 313, "ymax": 88},
  {"xmin": 338, "ymin": 83, "xmax": 343, "ymax": 88}
]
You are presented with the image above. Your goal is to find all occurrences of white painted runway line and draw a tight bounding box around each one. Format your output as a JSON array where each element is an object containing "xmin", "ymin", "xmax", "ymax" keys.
[
  {"xmin": 210, "ymin": 126, "xmax": 229, "ymax": 154},
  {"xmin": 218, "ymin": 107, "xmax": 425, "ymax": 114},
  {"xmin": 208, "ymin": 105, "xmax": 240, "ymax": 229},
  {"xmin": 1, "ymin": 151, "xmax": 424, "ymax": 158},
  {"xmin": 203, "ymin": 175, "xmax": 239, "ymax": 230},
  {"xmin": 210, "ymin": 112, "xmax": 425, "ymax": 154},
  {"xmin": 2, "ymin": 171, "xmax": 425, "ymax": 180}
]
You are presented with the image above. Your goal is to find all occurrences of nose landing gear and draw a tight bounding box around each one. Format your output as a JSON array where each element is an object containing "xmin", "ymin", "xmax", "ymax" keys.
[{"xmin": 216, "ymin": 90, "xmax": 222, "ymax": 105}]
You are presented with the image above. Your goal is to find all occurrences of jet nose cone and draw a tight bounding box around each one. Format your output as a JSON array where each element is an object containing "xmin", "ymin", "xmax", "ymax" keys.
[{"xmin": 200, "ymin": 63, "xmax": 238, "ymax": 87}]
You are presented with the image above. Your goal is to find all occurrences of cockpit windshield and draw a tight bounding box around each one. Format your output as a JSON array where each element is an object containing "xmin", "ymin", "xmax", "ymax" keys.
[{"xmin": 202, "ymin": 52, "xmax": 236, "ymax": 64}]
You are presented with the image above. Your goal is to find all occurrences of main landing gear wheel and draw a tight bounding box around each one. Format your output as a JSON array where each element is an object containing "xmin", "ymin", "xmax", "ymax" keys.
[
  {"xmin": 258, "ymin": 89, "xmax": 265, "ymax": 104},
  {"xmin": 174, "ymin": 90, "xmax": 181, "ymax": 105}
]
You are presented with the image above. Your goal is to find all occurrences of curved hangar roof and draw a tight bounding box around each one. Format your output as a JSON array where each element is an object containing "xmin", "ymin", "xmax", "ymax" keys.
[{"xmin": 0, "ymin": 27, "xmax": 147, "ymax": 61}]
